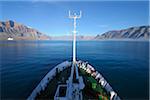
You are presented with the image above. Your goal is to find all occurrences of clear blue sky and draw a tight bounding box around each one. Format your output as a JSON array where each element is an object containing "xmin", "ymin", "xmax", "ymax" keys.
[{"xmin": 0, "ymin": 1, "xmax": 149, "ymax": 36}]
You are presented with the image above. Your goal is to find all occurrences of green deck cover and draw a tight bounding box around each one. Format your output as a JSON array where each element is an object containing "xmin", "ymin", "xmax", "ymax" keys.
[
  {"xmin": 79, "ymin": 68, "xmax": 110, "ymax": 100},
  {"xmin": 87, "ymin": 76, "xmax": 97, "ymax": 89},
  {"xmin": 80, "ymin": 69, "xmax": 86, "ymax": 75},
  {"xmin": 87, "ymin": 76, "xmax": 97, "ymax": 83},
  {"xmin": 87, "ymin": 75, "xmax": 104, "ymax": 94},
  {"xmin": 95, "ymin": 84, "xmax": 103, "ymax": 93},
  {"xmin": 98, "ymin": 95, "xmax": 103, "ymax": 100},
  {"xmin": 92, "ymin": 83, "xmax": 97, "ymax": 89}
]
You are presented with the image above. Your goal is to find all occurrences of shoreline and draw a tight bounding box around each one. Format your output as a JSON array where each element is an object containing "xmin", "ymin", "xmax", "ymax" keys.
[{"xmin": 0, "ymin": 39, "xmax": 149, "ymax": 42}]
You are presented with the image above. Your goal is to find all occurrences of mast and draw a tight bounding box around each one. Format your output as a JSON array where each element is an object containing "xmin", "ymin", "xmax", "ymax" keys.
[
  {"xmin": 69, "ymin": 11, "xmax": 82, "ymax": 64},
  {"xmin": 68, "ymin": 11, "xmax": 84, "ymax": 100}
]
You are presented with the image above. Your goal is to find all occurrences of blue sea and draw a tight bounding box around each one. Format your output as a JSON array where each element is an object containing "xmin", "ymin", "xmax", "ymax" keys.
[{"xmin": 0, "ymin": 41, "xmax": 149, "ymax": 99}]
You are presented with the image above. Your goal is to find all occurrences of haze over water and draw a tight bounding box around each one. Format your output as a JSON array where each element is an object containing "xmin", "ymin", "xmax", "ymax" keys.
[{"xmin": 0, "ymin": 41, "xmax": 149, "ymax": 99}]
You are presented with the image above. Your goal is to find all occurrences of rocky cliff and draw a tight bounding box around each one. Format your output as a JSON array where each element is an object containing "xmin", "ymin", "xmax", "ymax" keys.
[
  {"xmin": 95, "ymin": 26, "xmax": 150, "ymax": 39},
  {"xmin": 0, "ymin": 20, "xmax": 50, "ymax": 40}
]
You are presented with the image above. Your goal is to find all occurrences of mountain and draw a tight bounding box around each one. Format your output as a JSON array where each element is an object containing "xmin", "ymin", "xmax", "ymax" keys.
[
  {"xmin": 1, "ymin": 21, "xmax": 149, "ymax": 40},
  {"xmin": 0, "ymin": 20, "xmax": 50, "ymax": 40},
  {"xmin": 95, "ymin": 26, "xmax": 150, "ymax": 40}
]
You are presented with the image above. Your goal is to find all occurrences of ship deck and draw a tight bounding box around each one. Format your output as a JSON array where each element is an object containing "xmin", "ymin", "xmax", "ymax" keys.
[
  {"xmin": 35, "ymin": 66, "xmax": 71, "ymax": 99},
  {"xmin": 79, "ymin": 68, "xmax": 110, "ymax": 100},
  {"xmin": 35, "ymin": 65, "xmax": 110, "ymax": 100}
]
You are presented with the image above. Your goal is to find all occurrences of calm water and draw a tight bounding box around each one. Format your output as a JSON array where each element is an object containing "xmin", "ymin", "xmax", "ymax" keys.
[{"xmin": 0, "ymin": 41, "xmax": 149, "ymax": 99}]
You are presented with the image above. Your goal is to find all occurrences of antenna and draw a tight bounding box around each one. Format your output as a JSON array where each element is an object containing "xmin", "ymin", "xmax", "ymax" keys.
[
  {"xmin": 69, "ymin": 10, "xmax": 82, "ymax": 19},
  {"xmin": 69, "ymin": 10, "xmax": 82, "ymax": 64}
]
